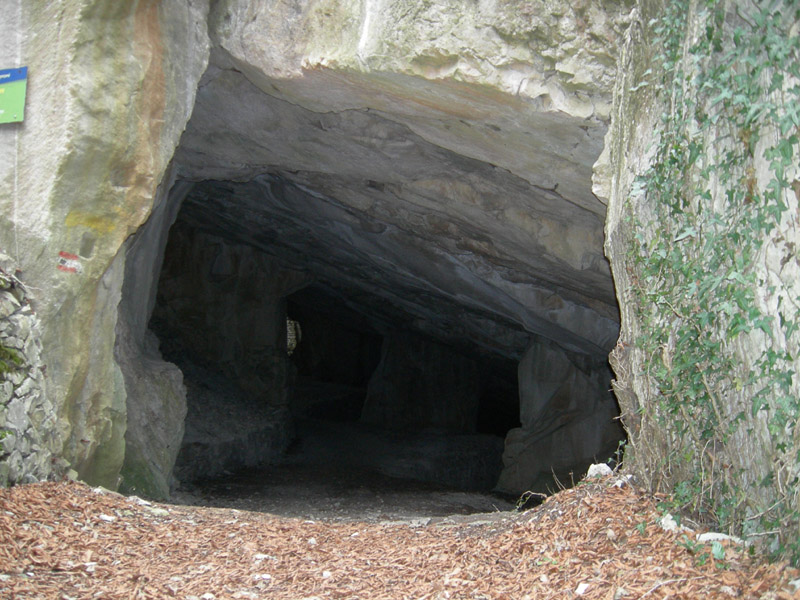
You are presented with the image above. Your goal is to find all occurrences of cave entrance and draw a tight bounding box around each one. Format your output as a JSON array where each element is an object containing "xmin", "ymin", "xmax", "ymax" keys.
[{"xmin": 121, "ymin": 54, "xmax": 625, "ymax": 511}]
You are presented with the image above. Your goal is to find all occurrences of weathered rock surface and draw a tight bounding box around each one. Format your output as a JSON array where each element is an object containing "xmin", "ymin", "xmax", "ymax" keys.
[
  {"xmin": 596, "ymin": 0, "xmax": 800, "ymax": 550},
  {"xmin": 153, "ymin": 224, "xmax": 310, "ymax": 405},
  {"xmin": 170, "ymin": 0, "xmax": 633, "ymax": 361},
  {"xmin": 151, "ymin": 225, "xmax": 307, "ymax": 485},
  {"xmin": 174, "ymin": 55, "xmax": 621, "ymax": 359},
  {"xmin": 2, "ymin": 0, "xmax": 631, "ymax": 496},
  {"xmin": 1, "ymin": 2, "xmax": 210, "ymax": 490},
  {"xmin": 115, "ymin": 175, "xmax": 190, "ymax": 499}
]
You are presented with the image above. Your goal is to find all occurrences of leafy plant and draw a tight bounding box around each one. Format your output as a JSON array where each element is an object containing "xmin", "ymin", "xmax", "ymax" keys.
[{"xmin": 0, "ymin": 345, "xmax": 23, "ymax": 377}]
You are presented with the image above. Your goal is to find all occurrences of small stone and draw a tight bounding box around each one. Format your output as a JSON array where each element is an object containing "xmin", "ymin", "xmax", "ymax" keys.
[
  {"xmin": 614, "ymin": 588, "xmax": 630, "ymax": 599},
  {"xmin": 697, "ymin": 532, "xmax": 744, "ymax": 545},
  {"xmin": 15, "ymin": 377, "xmax": 35, "ymax": 399},
  {"xmin": 147, "ymin": 507, "xmax": 170, "ymax": 517},
  {"xmin": 6, "ymin": 370, "xmax": 25, "ymax": 386},
  {"xmin": 612, "ymin": 474, "xmax": 632, "ymax": 488},
  {"xmin": 14, "ymin": 316, "xmax": 31, "ymax": 344},
  {"xmin": 586, "ymin": 463, "xmax": 612, "ymax": 478},
  {"xmin": 6, "ymin": 400, "xmax": 28, "ymax": 431},
  {"xmin": 1, "ymin": 380, "xmax": 13, "ymax": 401},
  {"xmin": 98, "ymin": 514, "xmax": 116, "ymax": 522},
  {"xmin": 3, "ymin": 336, "xmax": 23, "ymax": 350},
  {"xmin": 308, "ymin": 537, "xmax": 317, "ymax": 546},
  {"xmin": 606, "ymin": 528, "xmax": 617, "ymax": 542},
  {"xmin": 659, "ymin": 514, "xmax": 680, "ymax": 532},
  {"xmin": 253, "ymin": 553, "xmax": 277, "ymax": 562},
  {"xmin": 1, "ymin": 432, "xmax": 16, "ymax": 453},
  {"xmin": 322, "ymin": 570, "xmax": 332, "ymax": 579},
  {"xmin": 575, "ymin": 582, "xmax": 589, "ymax": 595},
  {"xmin": 0, "ymin": 293, "xmax": 20, "ymax": 319}
]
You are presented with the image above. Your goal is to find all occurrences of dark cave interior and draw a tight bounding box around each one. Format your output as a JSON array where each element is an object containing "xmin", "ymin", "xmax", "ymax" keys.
[{"xmin": 129, "ymin": 52, "xmax": 625, "ymax": 510}]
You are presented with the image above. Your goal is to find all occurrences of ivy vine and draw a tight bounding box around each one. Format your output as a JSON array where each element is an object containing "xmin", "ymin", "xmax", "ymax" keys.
[{"xmin": 627, "ymin": 0, "xmax": 800, "ymax": 562}]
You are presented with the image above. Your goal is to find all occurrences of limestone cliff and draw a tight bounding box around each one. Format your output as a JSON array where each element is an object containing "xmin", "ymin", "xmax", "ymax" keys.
[{"xmin": 0, "ymin": 2, "xmax": 210, "ymax": 491}]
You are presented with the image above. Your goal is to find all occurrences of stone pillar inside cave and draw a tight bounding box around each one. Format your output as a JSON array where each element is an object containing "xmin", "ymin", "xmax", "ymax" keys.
[
  {"xmin": 496, "ymin": 340, "xmax": 624, "ymax": 495},
  {"xmin": 362, "ymin": 332, "xmax": 481, "ymax": 433}
]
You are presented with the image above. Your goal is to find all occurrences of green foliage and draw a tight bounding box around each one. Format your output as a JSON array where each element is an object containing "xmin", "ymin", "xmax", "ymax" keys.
[
  {"xmin": 0, "ymin": 345, "xmax": 23, "ymax": 377},
  {"xmin": 627, "ymin": 0, "xmax": 800, "ymax": 563}
]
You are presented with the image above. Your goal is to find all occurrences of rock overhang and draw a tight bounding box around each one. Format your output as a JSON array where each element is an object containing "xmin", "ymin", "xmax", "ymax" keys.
[
  {"xmin": 163, "ymin": 0, "xmax": 631, "ymax": 362},
  {"xmin": 170, "ymin": 67, "xmax": 619, "ymax": 360}
]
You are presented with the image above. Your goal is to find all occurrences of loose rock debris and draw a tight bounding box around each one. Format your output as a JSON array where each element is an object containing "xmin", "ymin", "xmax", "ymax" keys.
[{"xmin": 1, "ymin": 479, "xmax": 798, "ymax": 599}]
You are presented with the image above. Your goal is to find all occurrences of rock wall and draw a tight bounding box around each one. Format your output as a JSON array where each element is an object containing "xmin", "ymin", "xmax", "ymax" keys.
[
  {"xmin": 153, "ymin": 223, "xmax": 310, "ymax": 405},
  {"xmin": 496, "ymin": 339, "xmax": 623, "ymax": 495},
  {"xmin": 113, "ymin": 175, "xmax": 192, "ymax": 499},
  {"xmin": 0, "ymin": 255, "xmax": 64, "ymax": 486},
  {"xmin": 151, "ymin": 224, "xmax": 310, "ymax": 479}
]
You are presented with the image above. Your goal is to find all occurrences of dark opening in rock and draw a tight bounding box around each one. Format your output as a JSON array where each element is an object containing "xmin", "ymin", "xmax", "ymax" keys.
[{"xmin": 119, "ymin": 48, "xmax": 625, "ymax": 509}]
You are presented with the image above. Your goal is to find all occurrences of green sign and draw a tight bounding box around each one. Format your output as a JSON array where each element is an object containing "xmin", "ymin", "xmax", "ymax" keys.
[{"xmin": 0, "ymin": 67, "xmax": 28, "ymax": 124}]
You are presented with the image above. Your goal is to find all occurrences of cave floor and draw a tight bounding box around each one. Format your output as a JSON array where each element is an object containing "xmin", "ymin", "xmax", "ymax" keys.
[
  {"xmin": 172, "ymin": 461, "xmax": 515, "ymax": 523},
  {"xmin": 171, "ymin": 418, "xmax": 516, "ymax": 523}
]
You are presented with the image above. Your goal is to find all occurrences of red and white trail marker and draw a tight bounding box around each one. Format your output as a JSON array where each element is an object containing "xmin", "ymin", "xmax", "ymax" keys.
[{"xmin": 57, "ymin": 251, "xmax": 82, "ymax": 274}]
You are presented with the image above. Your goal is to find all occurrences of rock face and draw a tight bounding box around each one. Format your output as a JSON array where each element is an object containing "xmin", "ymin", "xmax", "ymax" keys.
[
  {"xmin": 1, "ymin": 0, "xmax": 632, "ymax": 497},
  {"xmin": 153, "ymin": 223, "xmax": 310, "ymax": 405},
  {"xmin": 115, "ymin": 175, "xmax": 190, "ymax": 499},
  {"xmin": 596, "ymin": 0, "xmax": 800, "ymax": 552},
  {"xmin": 150, "ymin": 224, "xmax": 309, "ymax": 485}
]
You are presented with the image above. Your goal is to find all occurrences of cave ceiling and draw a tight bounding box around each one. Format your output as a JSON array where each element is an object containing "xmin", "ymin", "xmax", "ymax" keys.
[{"xmin": 172, "ymin": 50, "xmax": 619, "ymax": 360}]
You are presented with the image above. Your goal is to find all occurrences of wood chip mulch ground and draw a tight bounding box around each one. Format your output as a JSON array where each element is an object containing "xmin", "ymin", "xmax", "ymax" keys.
[{"xmin": 1, "ymin": 478, "xmax": 798, "ymax": 599}]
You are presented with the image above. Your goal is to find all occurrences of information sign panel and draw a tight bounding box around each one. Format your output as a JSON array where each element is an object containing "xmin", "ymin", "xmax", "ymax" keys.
[{"xmin": 0, "ymin": 67, "xmax": 28, "ymax": 124}]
